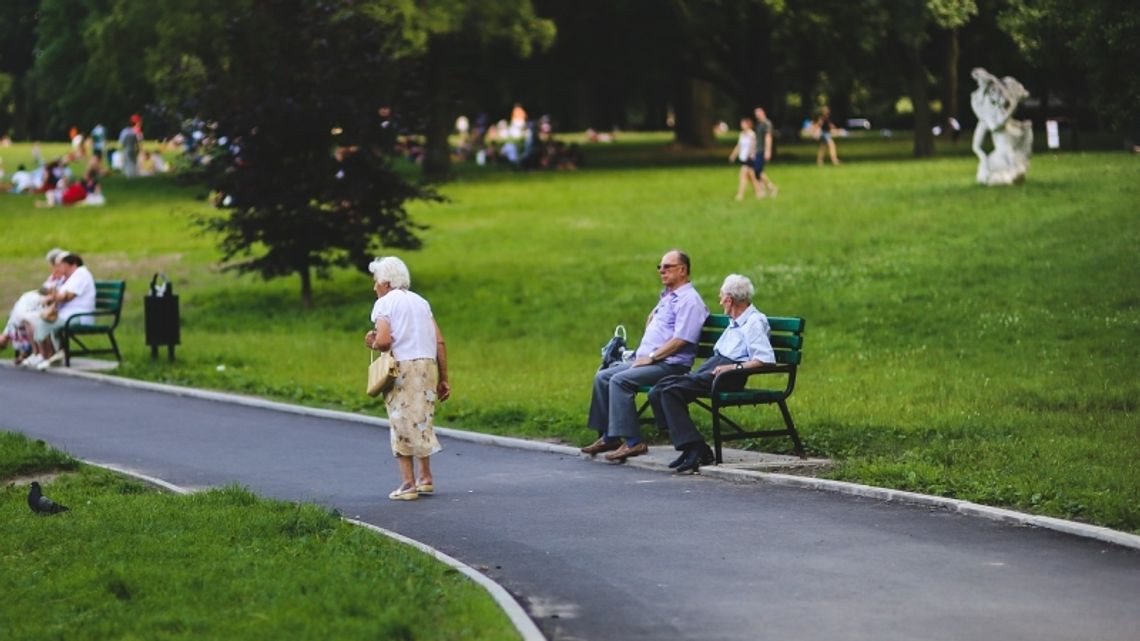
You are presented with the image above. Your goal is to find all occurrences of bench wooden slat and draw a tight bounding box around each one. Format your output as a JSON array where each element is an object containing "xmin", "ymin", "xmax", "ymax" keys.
[
  {"xmin": 770, "ymin": 334, "xmax": 802, "ymax": 350},
  {"xmin": 774, "ymin": 350, "xmax": 802, "ymax": 365},
  {"xmin": 769, "ymin": 316, "xmax": 805, "ymax": 333}
]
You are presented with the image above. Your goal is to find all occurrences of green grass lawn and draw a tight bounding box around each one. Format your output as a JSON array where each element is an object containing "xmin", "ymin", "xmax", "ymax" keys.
[
  {"xmin": 0, "ymin": 432, "xmax": 518, "ymax": 641},
  {"xmin": 1, "ymin": 134, "xmax": 1137, "ymax": 532}
]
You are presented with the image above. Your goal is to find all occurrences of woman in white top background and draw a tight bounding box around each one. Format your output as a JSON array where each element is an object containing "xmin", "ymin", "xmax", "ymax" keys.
[
  {"xmin": 364, "ymin": 256, "xmax": 451, "ymax": 501},
  {"xmin": 728, "ymin": 117, "xmax": 762, "ymax": 202}
]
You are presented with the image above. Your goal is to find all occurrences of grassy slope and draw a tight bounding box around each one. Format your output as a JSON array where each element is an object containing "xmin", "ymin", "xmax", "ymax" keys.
[
  {"xmin": 0, "ymin": 433, "xmax": 517, "ymax": 641},
  {"xmin": 1, "ymin": 135, "xmax": 1136, "ymax": 531}
]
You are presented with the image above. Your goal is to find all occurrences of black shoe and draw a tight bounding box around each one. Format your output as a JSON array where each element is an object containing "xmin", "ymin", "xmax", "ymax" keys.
[
  {"xmin": 697, "ymin": 443, "xmax": 715, "ymax": 465},
  {"xmin": 675, "ymin": 449, "xmax": 703, "ymax": 474},
  {"xmin": 667, "ymin": 449, "xmax": 689, "ymax": 469}
]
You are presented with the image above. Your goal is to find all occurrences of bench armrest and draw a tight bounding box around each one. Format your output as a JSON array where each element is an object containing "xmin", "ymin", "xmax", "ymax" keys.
[
  {"xmin": 63, "ymin": 308, "xmax": 119, "ymax": 330},
  {"xmin": 710, "ymin": 363, "xmax": 796, "ymax": 395}
]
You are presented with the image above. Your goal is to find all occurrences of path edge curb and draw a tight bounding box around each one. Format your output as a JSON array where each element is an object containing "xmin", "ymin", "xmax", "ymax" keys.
[
  {"xmin": 85, "ymin": 460, "xmax": 546, "ymax": 641},
  {"xmin": 53, "ymin": 366, "xmax": 1140, "ymax": 552}
]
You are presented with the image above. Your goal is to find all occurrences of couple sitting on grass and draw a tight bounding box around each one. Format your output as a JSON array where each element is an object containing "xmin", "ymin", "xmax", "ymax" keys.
[
  {"xmin": 0, "ymin": 248, "xmax": 96, "ymax": 369},
  {"xmin": 582, "ymin": 249, "xmax": 775, "ymax": 474}
]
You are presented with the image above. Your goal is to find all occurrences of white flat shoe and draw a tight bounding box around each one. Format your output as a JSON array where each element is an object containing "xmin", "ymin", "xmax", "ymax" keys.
[
  {"xmin": 415, "ymin": 483, "xmax": 434, "ymax": 495},
  {"xmin": 37, "ymin": 351, "xmax": 65, "ymax": 370},
  {"xmin": 388, "ymin": 485, "xmax": 419, "ymax": 501}
]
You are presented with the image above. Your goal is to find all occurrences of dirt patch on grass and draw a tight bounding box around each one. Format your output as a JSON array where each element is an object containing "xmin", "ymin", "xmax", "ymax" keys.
[
  {"xmin": 4, "ymin": 470, "xmax": 72, "ymax": 487},
  {"xmin": 0, "ymin": 252, "xmax": 185, "ymax": 303}
]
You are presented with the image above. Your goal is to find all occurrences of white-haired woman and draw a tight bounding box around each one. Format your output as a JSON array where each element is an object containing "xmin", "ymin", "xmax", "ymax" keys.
[
  {"xmin": 364, "ymin": 256, "xmax": 450, "ymax": 500},
  {"xmin": 1, "ymin": 248, "xmax": 68, "ymax": 364}
]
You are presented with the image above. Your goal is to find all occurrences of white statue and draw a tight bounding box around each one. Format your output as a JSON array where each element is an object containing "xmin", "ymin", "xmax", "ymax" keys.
[{"xmin": 970, "ymin": 67, "xmax": 1033, "ymax": 185}]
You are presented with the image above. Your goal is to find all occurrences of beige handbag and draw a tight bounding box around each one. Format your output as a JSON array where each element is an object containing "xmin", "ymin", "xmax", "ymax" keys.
[{"xmin": 366, "ymin": 350, "xmax": 397, "ymax": 397}]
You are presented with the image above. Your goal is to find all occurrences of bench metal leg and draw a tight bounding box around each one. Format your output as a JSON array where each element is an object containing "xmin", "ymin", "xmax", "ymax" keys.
[
  {"xmin": 711, "ymin": 406, "xmax": 724, "ymax": 465},
  {"xmin": 61, "ymin": 332, "xmax": 71, "ymax": 367},
  {"xmin": 108, "ymin": 331, "xmax": 122, "ymax": 362},
  {"xmin": 777, "ymin": 399, "xmax": 806, "ymax": 459}
]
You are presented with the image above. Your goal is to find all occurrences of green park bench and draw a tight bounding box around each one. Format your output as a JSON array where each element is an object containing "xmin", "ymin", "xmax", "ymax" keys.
[
  {"xmin": 61, "ymin": 280, "xmax": 126, "ymax": 367},
  {"xmin": 636, "ymin": 313, "xmax": 807, "ymax": 463}
]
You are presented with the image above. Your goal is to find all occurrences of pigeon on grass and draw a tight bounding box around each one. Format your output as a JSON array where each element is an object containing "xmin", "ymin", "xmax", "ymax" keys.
[{"xmin": 28, "ymin": 481, "xmax": 69, "ymax": 515}]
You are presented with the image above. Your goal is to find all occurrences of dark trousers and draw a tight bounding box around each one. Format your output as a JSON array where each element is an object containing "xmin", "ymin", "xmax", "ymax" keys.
[
  {"xmin": 648, "ymin": 354, "xmax": 739, "ymax": 449},
  {"xmin": 588, "ymin": 360, "xmax": 688, "ymax": 439}
]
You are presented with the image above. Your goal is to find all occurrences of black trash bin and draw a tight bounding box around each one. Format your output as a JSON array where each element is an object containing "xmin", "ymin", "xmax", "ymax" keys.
[{"xmin": 144, "ymin": 273, "xmax": 180, "ymax": 360}]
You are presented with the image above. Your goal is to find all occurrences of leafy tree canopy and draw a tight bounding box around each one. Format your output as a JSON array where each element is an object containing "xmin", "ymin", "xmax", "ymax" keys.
[{"xmin": 178, "ymin": 0, "xmax": 441, "ymax": 306}]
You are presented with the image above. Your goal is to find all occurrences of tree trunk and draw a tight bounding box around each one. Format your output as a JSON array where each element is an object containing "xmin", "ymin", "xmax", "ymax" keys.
[
  {"xmin": 828, "ymin": 82, "xmax": 852, "ymax": 125},
  {"xmin": 299, "ymin": 265, "xmax": 312, "ymax": 309},
  {"xmin": 909, "ymin": 45, "xmax": 935, "ymax": 157},
  {"xmin": 11, "ymin": 77, "xmax": 31, "ymax": 140},
  {"xmin": 672, "ymin": 75, "xmax": 714, "ymax": 147},
  {"xmin": 421, "ymin": 43, "xmax": 453, "ymax": 182},
  {"xmin": 943, "ymin": 28, "xmax": 960, "ymax": 123}
]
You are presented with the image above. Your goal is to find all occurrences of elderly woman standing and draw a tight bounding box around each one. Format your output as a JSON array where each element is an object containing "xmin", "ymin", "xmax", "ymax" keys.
[{"xmin": 364, "ymin": 257, "xmax": 450, "ymax": 501}]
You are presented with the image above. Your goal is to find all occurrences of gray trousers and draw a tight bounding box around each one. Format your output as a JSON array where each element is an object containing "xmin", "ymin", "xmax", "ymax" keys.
[
  {"xmin": 588, "ymin": 361, "xmax": 688, "ymax": 439},
  {"xmin": 648, "ymin": 354, "xmax": 740, "ymax": 449}
]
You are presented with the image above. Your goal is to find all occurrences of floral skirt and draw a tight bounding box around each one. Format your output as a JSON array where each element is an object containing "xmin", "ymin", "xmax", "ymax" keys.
[{"xmin": 383, "ymin": 358, "xmax": 442, "ymax": 458}]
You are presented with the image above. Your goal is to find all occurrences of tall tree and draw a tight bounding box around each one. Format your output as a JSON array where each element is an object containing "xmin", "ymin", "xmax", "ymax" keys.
[
  {"xmin": 1000, "ymin": 0, "xmax": 1140, "ymax": 135},
  {"xmin": 181, "ymin": 0, "xmax": 440, "ymax": 306},
  {"xmin": 929, "ymin": 0, "xmax": 977, "ymax": 129},
  {"xmin": 883, "ymin": 0, "xmax": 937, "ymax": 157},
  {"xmin": 0, "ymin": 0, "xmax": 41, "ymax": 137}
]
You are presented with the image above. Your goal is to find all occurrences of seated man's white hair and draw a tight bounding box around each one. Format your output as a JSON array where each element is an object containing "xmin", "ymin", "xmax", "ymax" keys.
[
  {"xmin": 368, "ymin": 256, "xmax": 411, "ymax": 290},
  {"xmin": 720, "ymin": 274, "xmax": 754, "ymax": 303}
]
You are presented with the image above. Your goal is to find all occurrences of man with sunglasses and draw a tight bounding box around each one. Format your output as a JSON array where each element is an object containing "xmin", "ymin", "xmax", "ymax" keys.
[{"xmin": 583, "ymin": 249, "xmax": 708, "ymax": 462}]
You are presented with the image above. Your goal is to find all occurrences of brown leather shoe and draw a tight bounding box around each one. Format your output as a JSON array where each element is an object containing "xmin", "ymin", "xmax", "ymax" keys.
[
  {"xmin": 581, "ymin": 437, "xmax": 622, "ymax": 455},
  {"xmin": 605, "ymin": 441, "xmax": 649, "ymax": 462}
]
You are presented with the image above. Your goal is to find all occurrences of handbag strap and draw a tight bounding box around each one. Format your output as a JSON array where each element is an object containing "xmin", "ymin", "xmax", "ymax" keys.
[{"xmin": 614, "ymin": 325, "xmax": 626, "ymax": 341}]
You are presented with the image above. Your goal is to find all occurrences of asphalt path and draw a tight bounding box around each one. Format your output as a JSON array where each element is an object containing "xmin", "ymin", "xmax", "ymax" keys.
[{"xmin": 2, "ymin": 366, "xmax": 1138, "ymax": 641}]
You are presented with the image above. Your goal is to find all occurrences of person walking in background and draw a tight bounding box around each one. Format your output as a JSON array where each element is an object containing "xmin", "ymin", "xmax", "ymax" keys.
[
  {"xmin": 364, "ymin": 256, "xmax": 450, "ymax": 501},
  {"xmin": 582, "ymin": 249, "xmax": 709, "ymax": 462},
  {"xmin": 728, "ymin": 117, "xmax": 761, "ymax": 202},
  {"xmin": 813, "ymin": 106, "xmax": 842, "ymax": 166},
  {"xmin": 752, "ymin": 107, "xmax": 779, "ymax": 197},
  {"xmin": 649, "ymin": 274, "xmax": 775, "ymax": 474},
  {"xmin": 90, "ymin": 123, "xmax": 107, "ymax": 158},
  {"xmin": 118, "ymin": 117, "xmax": 140, "ymax": 178}
]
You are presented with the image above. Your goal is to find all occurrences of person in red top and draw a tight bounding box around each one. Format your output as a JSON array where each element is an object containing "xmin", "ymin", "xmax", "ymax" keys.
[{"xmin": 36, "ymin": 168, "xmax": 99, "ymax": 207}]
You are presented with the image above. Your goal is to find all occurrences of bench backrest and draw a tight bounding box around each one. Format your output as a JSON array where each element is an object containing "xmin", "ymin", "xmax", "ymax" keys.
[
  {"xmin": 94, "ymin": 280, "xmax": 126, "ymax": 313},
  {"xmin": 698, "ymin": 313, "xmax": 805, "ymax": 366}
]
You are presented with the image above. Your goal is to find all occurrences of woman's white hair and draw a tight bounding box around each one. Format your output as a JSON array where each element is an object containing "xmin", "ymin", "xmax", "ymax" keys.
[
  {"xmin": 368, "ymin": 256, "xmax": 411, "ymax": 290},
  {"xmin": 720, "ymin": 273, "xmax": 754, "ymax": 303},
  {"xmin": 45, "ymin": 247, "xmax": 69, "ymax": 265}
]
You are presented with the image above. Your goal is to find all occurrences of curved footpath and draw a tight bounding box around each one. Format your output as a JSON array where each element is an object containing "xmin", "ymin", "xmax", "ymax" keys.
[{"xmin": 2, "ymin": 366, "xmax": 1138, "ymax": 641}]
